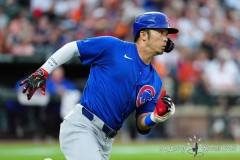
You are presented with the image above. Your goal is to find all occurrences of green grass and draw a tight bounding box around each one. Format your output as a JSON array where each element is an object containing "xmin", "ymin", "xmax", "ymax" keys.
[{"xmin": 0, "ymin": 140, "xmax": 239, "ymax": 160}]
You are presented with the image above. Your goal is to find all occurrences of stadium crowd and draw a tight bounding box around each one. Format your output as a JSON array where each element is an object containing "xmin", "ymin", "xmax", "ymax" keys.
[{"xmin": 0, "ymin": 0, "xmax": 240, "ymax": 141}]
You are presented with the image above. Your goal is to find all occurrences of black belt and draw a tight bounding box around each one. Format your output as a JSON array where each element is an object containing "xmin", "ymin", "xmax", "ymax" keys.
[{"xmin": 82, "ymin": 107, "xmax": 117, "ymax": 138}]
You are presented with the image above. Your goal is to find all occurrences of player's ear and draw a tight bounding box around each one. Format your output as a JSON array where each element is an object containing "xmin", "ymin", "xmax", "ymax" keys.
[{"xmin": 139, "ymin": 30, "xmax": 148, "ymax": 41}]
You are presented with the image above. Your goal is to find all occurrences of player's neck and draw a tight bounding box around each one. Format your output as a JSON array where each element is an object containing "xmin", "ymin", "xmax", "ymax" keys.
[{"xmin": 135, "ymin": 42, "xmax": 153, "ymax": 65}]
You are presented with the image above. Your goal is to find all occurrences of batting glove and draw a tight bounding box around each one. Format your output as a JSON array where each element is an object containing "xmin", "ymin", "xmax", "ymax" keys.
[
  {"xmin": 164, "ymin": 38, "xmax": 175, "ymax": 53},
  {"xmin": 152, "ymin": 90, "xmax": 175, "ymax": 122},
  {"xmin": 19, "ymin": 68, "xmax": 49, "ymax": 100}
]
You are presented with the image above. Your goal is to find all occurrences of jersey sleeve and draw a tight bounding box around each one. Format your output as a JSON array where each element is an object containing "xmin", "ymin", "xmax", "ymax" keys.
[
  {"xmin": 135, "ymin": 71, "xmax": 162, "ymax": 134},
  {"xmin": 135, "ymin": 101, "xmax": 156, "ymax": 117},
  {"xmin": 134, "ymin": 94, "xmax": 158, "ymax": 135},
  {"xmin": 135, "ymin": 72, "xmax": 162, "ymax": 117},
  {"xmin": 76, "ymin": 36, "xmax": 121, "ymax": 65}
]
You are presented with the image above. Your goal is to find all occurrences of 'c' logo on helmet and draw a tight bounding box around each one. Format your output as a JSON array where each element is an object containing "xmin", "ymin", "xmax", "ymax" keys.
[
  {"xmin": 136, "ymin": 85, "xmax": 156, "ymax": 107},
  {"xmin": 166, "ymin": 17, "xmax": 171, "ymax": 26}
]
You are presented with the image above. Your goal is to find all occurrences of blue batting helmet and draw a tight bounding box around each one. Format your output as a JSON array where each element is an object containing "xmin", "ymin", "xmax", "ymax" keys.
[{"xmin": 133, "ymin": 12, "xmax": 178, "ymax": 39}]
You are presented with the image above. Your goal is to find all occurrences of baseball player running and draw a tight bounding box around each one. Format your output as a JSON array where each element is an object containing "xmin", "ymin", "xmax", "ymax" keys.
[{"xmin": 20, "ymin": 12, "xmax": 178, "ymax": 160}]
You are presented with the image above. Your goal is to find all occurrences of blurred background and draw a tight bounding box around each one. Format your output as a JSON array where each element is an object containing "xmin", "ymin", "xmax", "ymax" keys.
[{"xmin": 0, "ymin": 0, "xmax": 240, "ymax": 155}]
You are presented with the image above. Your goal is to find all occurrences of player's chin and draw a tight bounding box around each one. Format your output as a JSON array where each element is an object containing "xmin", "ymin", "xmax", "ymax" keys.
[{"xmin": 156, "ymin": 51, "xmax": 164, "ymax": 55}]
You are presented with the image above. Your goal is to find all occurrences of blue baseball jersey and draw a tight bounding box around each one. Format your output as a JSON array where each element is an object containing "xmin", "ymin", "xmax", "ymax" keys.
[{"xmin": 76, "ymin": 36, "xmax": 162, "ymax": 130}]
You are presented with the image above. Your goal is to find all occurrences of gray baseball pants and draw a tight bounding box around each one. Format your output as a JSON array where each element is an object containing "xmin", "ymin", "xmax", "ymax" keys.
[{"xmin": 59, "ymin": 104, "xmax": 114, "ymax": 160}]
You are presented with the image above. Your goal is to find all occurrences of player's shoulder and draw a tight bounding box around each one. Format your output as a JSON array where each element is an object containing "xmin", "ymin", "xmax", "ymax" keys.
[
  {"xmin": 101, "ymin": 36, "xmax": 130, "ymax": 45},
  {"xmin": 152, "ymin": 69, "xmax": 163, "ymax": 93},
  {"xmin": 151, "ymin": 65, "xmax": 162, "ymax": 82},
  {"xmin": 94, "ymin": 36, "xmax": 124, "ymax": 42},
  {"xmin": 80, "ymin": 36, "xmax": 131, "ymax": 46},
  {"xmin": 78, "ymin": 36, "xmax": 133, "ymax": 51}
]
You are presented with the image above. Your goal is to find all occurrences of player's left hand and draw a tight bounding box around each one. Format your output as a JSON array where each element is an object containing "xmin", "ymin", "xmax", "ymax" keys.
[
  {"xmin": 19, "ymin": 68, "xmax": 49, "ymax": 100},
  {"xmin": 164, "ymin": 38, "xmax": 175, "ymax": 53},
  {"xmin": 153, "ymin": 90, "xmax": 175, "ymax": 122}
]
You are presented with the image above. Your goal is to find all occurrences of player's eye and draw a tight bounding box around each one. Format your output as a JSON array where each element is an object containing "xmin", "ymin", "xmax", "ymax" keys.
[{"xmin": 156, "ymin": 29, "xmax": 168, "ymax": 36}]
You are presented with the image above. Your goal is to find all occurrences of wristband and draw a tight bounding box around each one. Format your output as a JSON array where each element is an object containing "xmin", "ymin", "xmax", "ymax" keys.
[
  {"xmin": 36, "ymin": 68, "xmax": 49, "ymax": 78},
  {"xmin": 144, "ymin": 114, "xmax": 156, "ymax": 126}
]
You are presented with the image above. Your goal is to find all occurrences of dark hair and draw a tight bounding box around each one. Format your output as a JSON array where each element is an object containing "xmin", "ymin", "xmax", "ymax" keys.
[{"xmin": 134, "ymin": 29, "xmax": 150, "ymax": 42}]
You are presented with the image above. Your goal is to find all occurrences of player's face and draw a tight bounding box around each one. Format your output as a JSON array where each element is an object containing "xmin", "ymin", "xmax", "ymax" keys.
[{"xmin": 146, "ymin": 29, "xmax": 168, "ymax": 55}]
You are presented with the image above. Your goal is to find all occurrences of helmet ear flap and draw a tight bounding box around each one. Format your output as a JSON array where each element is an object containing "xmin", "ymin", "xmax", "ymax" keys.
[{"xmin": 164, "ymin": 38, "xmax": 175, "ymax": 53}]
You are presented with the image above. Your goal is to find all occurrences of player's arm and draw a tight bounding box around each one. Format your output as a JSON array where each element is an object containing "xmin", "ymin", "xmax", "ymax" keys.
[
  {"xmin": 137, "ymin": 113, "xmax": 152, "ymax": 131},
  {"xmin": 19, "ymin": 41, "xmax": 80, "ymax": 100},
  {"xmin": 136, "ymin": 90, "xmax": 175, "ymax": 132}
]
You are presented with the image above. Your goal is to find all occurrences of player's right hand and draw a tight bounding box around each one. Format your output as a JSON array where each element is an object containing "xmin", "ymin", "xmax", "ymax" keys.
[
  {"xmin": 153, "ymin": 90, "xmax": 175, "ymax": 122},
  {"xmin": 19, "ymin": 68, "xmax": 49, "ymax": 100}
]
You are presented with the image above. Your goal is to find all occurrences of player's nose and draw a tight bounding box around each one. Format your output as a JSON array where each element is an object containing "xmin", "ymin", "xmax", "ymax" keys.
[{"xmin": 163, "ymin": 36, "xmax": 168, "ymax": 42}]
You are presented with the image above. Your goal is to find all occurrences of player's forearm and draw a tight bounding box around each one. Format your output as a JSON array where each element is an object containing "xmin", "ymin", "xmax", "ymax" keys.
[
  {"xmin": 41, "ymin": 41, "xmax": 79, "ymax": 74},
  {"xmin": 137, "ymin": 113, "xmax": 154, "ymax": 131}
]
